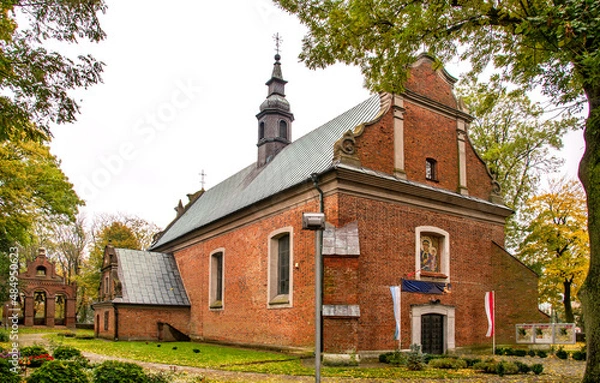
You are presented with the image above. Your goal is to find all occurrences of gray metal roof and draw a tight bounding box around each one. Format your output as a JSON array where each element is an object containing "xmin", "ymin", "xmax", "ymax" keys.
[
  {"xmin": 152, "ymin": 94, "xmax": 382, "ymax": 249},
  {"xmin": 113, "ymin": 248, "xmax": 190, "ymax": 306}
]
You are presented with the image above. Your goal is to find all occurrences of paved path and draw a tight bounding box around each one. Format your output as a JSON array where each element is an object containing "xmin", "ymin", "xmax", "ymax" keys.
[{"xmin": 16, "ymin": 333, "xmax": 585, "ymax": 383}]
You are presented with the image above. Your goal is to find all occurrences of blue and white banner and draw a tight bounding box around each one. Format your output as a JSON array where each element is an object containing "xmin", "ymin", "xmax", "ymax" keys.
[{"xmin": 390, "ymin": 286, "xmax": 401, "ymax": 340}]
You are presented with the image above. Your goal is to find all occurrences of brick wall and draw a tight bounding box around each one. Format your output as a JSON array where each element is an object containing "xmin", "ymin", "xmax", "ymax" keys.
[
  {"xmin": 174, "ymin": 200, "xmax": 323, "ymax": 349},
  {"xmin": 116, "ymin": 305, "xmax": 190, "ymax": 341}
]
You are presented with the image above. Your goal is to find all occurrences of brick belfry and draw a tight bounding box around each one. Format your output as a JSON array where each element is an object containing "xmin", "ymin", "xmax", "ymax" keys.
[{"xmin": 256, "ymin": 33, "xmax": 294, "ymax": 167}]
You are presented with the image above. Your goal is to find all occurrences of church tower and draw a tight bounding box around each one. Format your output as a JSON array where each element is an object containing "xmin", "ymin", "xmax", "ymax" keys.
[{"xmin": 256, "ymin": 50, "xmax": 294, "ymax": 167}]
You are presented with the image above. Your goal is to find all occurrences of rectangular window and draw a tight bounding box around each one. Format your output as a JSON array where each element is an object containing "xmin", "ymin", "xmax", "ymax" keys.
[
  {"xmin": 103, "ymin": 311, "xmax": 109, "ymax": 331},
  {"xmin": 210, "ymin": 251, "xmax": 224, "ymax": 309},
  {"xmin": 278, "ymin": 235, "xmax": 290, "ymax": 295},
  {"xmin": 426, "ymin": 158, "xmax": 437, "ymax": 181}
]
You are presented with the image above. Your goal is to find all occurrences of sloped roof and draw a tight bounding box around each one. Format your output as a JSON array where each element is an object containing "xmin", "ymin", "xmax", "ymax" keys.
[
  {"xmin": 152, "ymin": 94, "xmax": 382, "ymax": 249},
  {"xmin": 113, "ymin": 248, "xmax": 190, "ymax": 306}
]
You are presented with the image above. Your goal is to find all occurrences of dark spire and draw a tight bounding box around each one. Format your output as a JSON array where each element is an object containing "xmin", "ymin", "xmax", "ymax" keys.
[{"xmin": 256, "ymin": 36, "xmax": 294, "ymax": 167}]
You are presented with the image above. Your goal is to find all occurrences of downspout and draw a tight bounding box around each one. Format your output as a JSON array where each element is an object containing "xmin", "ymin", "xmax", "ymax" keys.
[
  {"xmin": 310, "ymin": 173, "xmax": 324, "ymax": 383},
  {"xmin": 114, "ymin": 304, "xmax": 119, "ymax": 341}
]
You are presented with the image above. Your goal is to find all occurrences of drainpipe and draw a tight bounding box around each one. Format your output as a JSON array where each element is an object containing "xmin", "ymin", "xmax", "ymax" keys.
[
  {"xmin": 114, "ymin": 304, "xmax": 119, "ymax": 341},
  {"xmin": 310, "ymin": 173, "xmax": 324, "ymax": 383}
]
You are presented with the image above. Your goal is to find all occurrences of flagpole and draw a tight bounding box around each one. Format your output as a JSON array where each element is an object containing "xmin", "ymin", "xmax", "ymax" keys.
[{"xmin": 492, "ymin": 291, "xmax": 496, "ymax": 355}]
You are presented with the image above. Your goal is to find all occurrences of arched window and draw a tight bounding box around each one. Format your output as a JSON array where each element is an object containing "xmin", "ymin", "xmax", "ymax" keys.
[
  {"xmin": 416, "ymin": 226, "xmax": 450, "ymax": 281},
  {"xmin": 55, "ymin": 294, "xmax": 66, "ymax": 325},
  {"xmin": 279, "ymin": 120, "xmax": 288, "ymax": 140},
  {"xmin": 209, "ymin": 249, "xmax": 225, "ymax": 309},
  {"xmin": 33, "ymin": 291, "xmax": 46, "ymax": 325},
  {"xmin": 258, "ymin": 122, "xmax": 265, "ymax": 140},
  {"xmin": 268, "ymin": 228, "xmax": 293, "ymax": 307},
  {"xmin": 36, "ymin": 266, "xmax": 46, "ymax": 276}
]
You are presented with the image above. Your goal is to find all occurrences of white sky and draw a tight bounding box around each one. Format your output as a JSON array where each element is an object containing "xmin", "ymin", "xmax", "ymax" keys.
[{"xmin": 49, "ymin": 0, "xmax": 585, "ymax": 230}]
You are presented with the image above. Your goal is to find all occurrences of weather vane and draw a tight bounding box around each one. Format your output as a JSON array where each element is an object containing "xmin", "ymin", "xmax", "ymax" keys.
[
  {"xmin": 199, "ymin": 169, "xmax": 207, "ymax": 190},
  {"xmin": 273, "ymin": 32, "xmax": 282, "ymax": 55}
]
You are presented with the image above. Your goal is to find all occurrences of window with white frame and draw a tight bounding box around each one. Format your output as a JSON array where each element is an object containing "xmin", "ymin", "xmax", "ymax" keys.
[
  {"xmin": 210, "ymin": 250, "xmax": 224, "ymax": 309},
  {"xmin": 415, "ymin": 226, "xmax": 449, "ymax": 280},
  {"xmin": 268, "ymin": 228, "xmax": 293, "ymax": 307}
]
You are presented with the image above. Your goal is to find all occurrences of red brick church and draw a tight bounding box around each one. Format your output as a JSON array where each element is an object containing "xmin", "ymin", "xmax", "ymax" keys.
[{"xmin": 94, "ymin": 53, "xmax": 543, "ymax": 354}]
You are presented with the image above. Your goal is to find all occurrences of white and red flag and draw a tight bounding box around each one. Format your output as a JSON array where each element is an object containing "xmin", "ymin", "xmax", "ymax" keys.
[{"xmin": 485, "ymin": 291, "xmax": 495, "ymax": 337}]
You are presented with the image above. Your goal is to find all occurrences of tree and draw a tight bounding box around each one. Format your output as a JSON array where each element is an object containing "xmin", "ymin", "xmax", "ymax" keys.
[
  {"xmin": 0, "ymin": 0, "xmax": 106, "ymax": 141},
  {"xmin": 275, "ymin": 1, "xmax": 600, "ymax": 380},
  {"xmin": 78, "ymin": 214, "xmax": 159, "ymax": 321},
  {"xmin": 518, "ymin": 179, "xmax": 589, "ymax": 324},
  {"xmin": 0, "ymin": 138, "xmax": 83, "ymax": 251},
  {"xmin": 458, "ymin": 79, "xmax": 577, "ymax": 250}
]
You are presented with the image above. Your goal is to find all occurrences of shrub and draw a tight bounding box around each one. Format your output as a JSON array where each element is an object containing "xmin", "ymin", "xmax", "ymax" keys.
[
  {"xmin": 53, "ymin": 346, "xmax": 82, "ymax": 360},
  {"xmin": 0, "ymin": 330, "xmax": 10, "ymax": 342},
  {"xmin": 20, "ymin": 346, "xmax": 48, "ymax": 358},
  {"xmin": 536, "ymin": 350, "xmax": 548, "ymax": 358},
  {"xmin": 57, "ymin": 331, "xmax": 76, "ymax": 338},
  {"xmin": 93, "ymin": 360, "xmax": 148, "ymax": 383},
  {"xmin": 27, "ymin": 360, "xmax": 89, "ymax": 383},
  {"xmin": 499, "ymin": 361, "xmax": 519, "ymax": 375},
  {"xmin": 531, "ymin": 363, "xmax": 544, "ymax": 375},
  {"xmin": 75, "ymin": 334, "xmax": 95, "ymax": 340},
  {"xmin": 527, "ymin": 349, "xmax": 536, "ymax": 357},
  {"xmin": 406, "ymin": 344, "xmax": 425, "ymax": 371},
  {"xmin": 514, "ymin": 361, "xmax": 531, "ymax": 373},
  {"xmin": 192, "ymin": 348, "xmax": 201, "ymax": 354},
  {"xmin": 0, "ymin": 358, "xmax": 22, "ymax": 383},
  {"xmin": 473, "ymin": 359, "xmax": 499, "ymax": 374},
  {"xmin": 146, "ymin": 371, "xmax": 170, "ymax": 383},
  {"xmin": 379, "ymin": 351, "xmax": 406, "ymax": 366},
  {"xmin": 572, "ymin": 350, "xmax": 587, "ymax": 361},
  {"xmin": 428, "ymin": 357, "xmax": 467, "ymax": 369},
  {"xmin": 556, "ymin": 347, "xmax": 569, "ymax": 360},
  {"xmin": 514, "ymin": 349, "xmax": 527, "ymax": 357},
  {"xmin": 462, "ymin": 357, "xmax": 481, "ymax": 367},
  {"xmin": 23, "ymin": 353, "xmax": 54, "ymax": 368}
]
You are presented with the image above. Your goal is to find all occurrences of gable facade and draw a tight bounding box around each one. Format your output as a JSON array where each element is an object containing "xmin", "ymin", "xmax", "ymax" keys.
[{"xmin": 147, "ymin": 54, "xmax": 541, "ymax": 354}]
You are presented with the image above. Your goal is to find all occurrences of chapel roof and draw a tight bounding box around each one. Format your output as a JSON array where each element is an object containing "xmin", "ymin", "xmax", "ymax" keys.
[
  {"xmin": 112, "ymin": 248, "xmax": 190, "ymax": 306},
  {"xmin": 151, "ymin": 94, "xmax": 382, "ymax": 249}
]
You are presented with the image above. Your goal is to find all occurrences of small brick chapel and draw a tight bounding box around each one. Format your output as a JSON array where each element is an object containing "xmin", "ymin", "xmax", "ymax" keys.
[{"xmin": 94, "ymin": 53, "xmax": 544, "ymax": 355}]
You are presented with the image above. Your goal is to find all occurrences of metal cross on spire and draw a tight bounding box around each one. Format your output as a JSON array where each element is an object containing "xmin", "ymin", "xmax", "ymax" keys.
[
  {"xmin": 199, "ymin": 169, "xmax": 207, "ymax": 190},
  {"xmin": 273, "ymin": 32, "xmax": 283, "ymax": 56}
]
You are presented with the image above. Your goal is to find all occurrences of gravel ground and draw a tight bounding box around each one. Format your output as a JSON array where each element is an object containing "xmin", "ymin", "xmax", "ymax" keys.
[{"xmin": 18, "ymin": 333, "xmax": 585, "ymax": 383}]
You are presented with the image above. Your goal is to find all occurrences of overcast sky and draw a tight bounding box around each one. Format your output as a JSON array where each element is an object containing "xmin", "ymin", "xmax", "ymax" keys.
[{"xmin": 49, "ymin": 0, "xmax": 585, "ymax": 230}]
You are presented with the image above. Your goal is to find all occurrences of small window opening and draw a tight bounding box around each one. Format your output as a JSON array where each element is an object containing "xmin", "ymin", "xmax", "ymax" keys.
[
  {"xmin": 279, "ymin": 120, "xmax": 288, "ymax": 140},
  {"xmin": 36, "ymin": 266, "xmax": 46, "ymax": 276},
  {"xmin": 259, "ymin": 122, "xmax": 265, "ymax": 140},
  {"xmin": 426, "ymin": 158, "xmax": 438, "ymax": 181}
]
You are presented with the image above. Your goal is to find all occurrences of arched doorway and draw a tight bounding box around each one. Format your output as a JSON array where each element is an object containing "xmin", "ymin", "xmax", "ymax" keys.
[
  {"xmin": 33, "ymin": 291, "xmax": 46, "ymax": 325},
  {"xmin": 55, "ymin": 294, "xmax": 66, "ymax": 326},
  {"xmin": 411, "ymin": 304, "xmax": 455, "ymax": 354}
]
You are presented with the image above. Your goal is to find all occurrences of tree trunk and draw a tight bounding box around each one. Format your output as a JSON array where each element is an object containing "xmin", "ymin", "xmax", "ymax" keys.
[
  {"xmin": 578, "ymin": 84, "xmax": 600, "ymax": 383},
  {"xmin": 563, "ymin": 279, "xmax": 574, "ymax": 323}
]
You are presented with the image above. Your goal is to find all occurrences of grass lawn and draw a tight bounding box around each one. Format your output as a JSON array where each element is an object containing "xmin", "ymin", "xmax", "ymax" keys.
[{"xmin": 39, "ymin": 332, "xmax": 470, "ymax": 379}]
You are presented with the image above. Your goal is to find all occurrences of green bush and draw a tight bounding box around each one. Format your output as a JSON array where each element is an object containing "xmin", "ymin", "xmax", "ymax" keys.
[
  {"xmin": 27, "ymin": 360, "xmax": 89, "ymax": 383},
  {"xmin": 0, "ymin": 358, "xmax": 22, "ymax": 383},
  {"xmin": 20, "ymin": 346, "xmax": 48, "ymax": 358},
  {"xmin": 572, "ymin": 350, "xmax": 587, "ymax": 361},
  {"xmin": 93, "ymin": 360, "xmax": 148, "ymax": 383},
  {"xmin": 57, "ymin": 331, "xmax": 76, "ymax": 338},
  {"xmin": 527, "ymin": 349, "xmax": 536, "ymax": 357},
  {"xmin": 146, "ymin": 371, "xmax": 171, "ymax": 383},
  {"xmin": 514, "ymin": 361, "xmax": 531, "ymax": 373},
  {"xmin": 406, "ymin": 344, "xmax": 425, "ymax": 371},
  {"xmin": 536, "ymin": 350, "xmax": 548, "ymax": 358},
  {"xmin": 379, "ymin": 351, "xmax": 406, "ymax": 365},
  {"xmin": 462, "ymin": 357, "xmax": 481, "ymax": 367},
  {"xmin": 556, "ymin": 347, "xmax": 569, "ymax": 360},
  {"xmin": 75, "ymin": 334, "xmax": 95, "ymax": 340},
  {"xmin": 531, "ymin": 363, "xmax": 544, "ymax": 375},
  {"xmin": 514, "ymin": 349, "xmax": 527, "ymax": 357},
  {"xmin": 0, "ymin": 330, "xmax": 10, "ymax": 342},
  {"xmin": 53, "ymin": 346, "xmax": 83, "ymax": 360},
  {"xmin": 473, "ymin": 359, "xmax": 499, "ymax": 374},
  {"xmin": 428, "ymin": 357, "xmax": 468, "ymax": 369}
]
